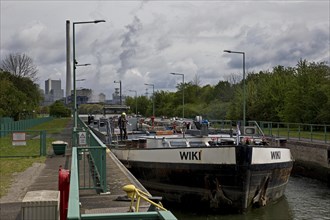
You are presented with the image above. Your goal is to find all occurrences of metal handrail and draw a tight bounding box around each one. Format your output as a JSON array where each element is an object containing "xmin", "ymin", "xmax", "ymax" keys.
[
  {"xmin": 67, "ymin": 147, "xmax": 80, "ymax": 220},
  {"xmin": 67, "ymin": 117, "xmax": 178, "ymax": 220},
  {"xmin": 209, "ymin": 120, "xmax": 329, "ymax": 144},
  {"xmin": 74, "ymin": 118, "xmax": 108, "ymax": 193}
]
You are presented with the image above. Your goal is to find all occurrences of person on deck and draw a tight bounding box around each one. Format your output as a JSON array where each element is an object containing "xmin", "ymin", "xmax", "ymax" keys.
[{"xmin": 118, "ymin": 112, "xmax": 128, "ymax": 140}]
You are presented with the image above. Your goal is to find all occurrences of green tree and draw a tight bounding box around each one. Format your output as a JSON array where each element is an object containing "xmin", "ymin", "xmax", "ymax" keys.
[
  {"xmin": 49, "ymin": 101, "xmax": 71, "ymax": 117},
  {"xmin": 78, "ymin": 104, "xmax": 103, "ymax": 114},
  {"xmin": 198, "ymin": 84, "xmax": 214, "ymax": 105},
  {"xmin": 213, "ymin": 81, "xmax": 234, "ymax": 102},
  {"xmin": 154, "ymin": 91, "xmax": 175, "ymax": 117},
  {"xmin": 0, "ymin": 70, "xmax": 41, "ymax": 120},
  {"xmin": 280, "ymin": 60, "xmax": 330, "ymax": 123},
  {"xmin": 0, "ymin": 78, "xmax": 28, "ymax": 120}
]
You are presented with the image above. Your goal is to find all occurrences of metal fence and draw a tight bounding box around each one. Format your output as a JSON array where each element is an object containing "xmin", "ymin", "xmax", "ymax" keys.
[
  {"xmin": 259, "ymin": 121, "xmax": 329, "ymax": 144},
  {"xmin": 209, "ymin": 120, "xmax": 329, "ymax": 144},
  {"xmin": 68, "ymin": 117, "xmax": 177, "ymax": 220},
  {"xmin": 0, "ymin": 117, "xmax": 53, "ymax": 137},
  {"xmin": 72, "ymin": 117, "xmax": 108, "ymax": 193},
  {"xmin": 0, "ymin": 130, "xmax": 47, "ymax": 157}
]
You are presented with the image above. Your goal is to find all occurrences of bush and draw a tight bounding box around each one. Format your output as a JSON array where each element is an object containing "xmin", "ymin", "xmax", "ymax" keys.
[{"xmin": 49, "ymin": 101, "xmax": 71, "ymax": 117}]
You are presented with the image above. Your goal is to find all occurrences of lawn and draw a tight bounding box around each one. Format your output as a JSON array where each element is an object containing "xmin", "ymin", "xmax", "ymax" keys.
[
  {"xmin": 0, "ymin": 117, "xmax": 71, "ymax": 197},
  {"xmin": 0, "ymin": 157, "xmax": 46, "ymax": 198}
]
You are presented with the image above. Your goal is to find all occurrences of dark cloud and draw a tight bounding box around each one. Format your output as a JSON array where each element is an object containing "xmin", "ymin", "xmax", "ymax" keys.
[
  {"xmin": 117, "ymin": 16, "xmax": 143, "ymax": 75},
  {"xmin": 1, "ymin": 1, "xmax": 329, "ymax": 98},
  {"xmin": 224, "ymin": 22, "xmax": 329, "ymax": 72}
]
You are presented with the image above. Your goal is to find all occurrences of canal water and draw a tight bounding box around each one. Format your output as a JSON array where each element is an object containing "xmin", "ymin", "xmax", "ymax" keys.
[{"xmin": 171, "ymin": 176, "xmax": 330, "ymax": 220}]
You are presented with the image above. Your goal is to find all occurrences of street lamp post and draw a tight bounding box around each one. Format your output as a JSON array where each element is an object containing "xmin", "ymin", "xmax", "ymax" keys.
[
  {"xmin": 73, "ymin": 19, "xmax": 105, "ymax": 128},
  {"xmin": 170, "ymin": 72, "xmax": 185, "ymax": 119},
  {"xmin": 129, "ymin": 90, "xmax": 138, "ymax": 115},
  {"xmin": 74, "ymin": 64, "xmax": 90, "ymax": 126},
  {"xmin": 144, "ymin": 83, "xmax": 155, "ymax": 116},
  {"xmin": 114, "ymin": 80, "xmax": 122, "ymax": 106},
  {"xmin": 224, "ymin": 50, "xmax": 246, "ymax": 128}
]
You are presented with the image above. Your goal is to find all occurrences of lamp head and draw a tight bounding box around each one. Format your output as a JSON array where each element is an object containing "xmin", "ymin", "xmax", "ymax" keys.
[{"xmin": 94, "ymin": 20, "xmax": 106, "ymax": 23}]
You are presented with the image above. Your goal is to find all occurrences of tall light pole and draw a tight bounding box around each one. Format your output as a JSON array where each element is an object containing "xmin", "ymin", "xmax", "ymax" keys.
[
  {"xmin": 114, "ymin": 80, "xmax": 122, "ymax": 106},
  {"xmin": 224, "ymin": 50, "xmax": 246, "ymax": 128},
  {"xmin": 74, "ymin": 63, "xmax": 91, "ymax": 125},
  {"xmin": 129, "ymin": 90, "xmax": 138, "ymax": 115},
  {"xmin": 170, "ymin": 72, "xmax": 185, "ymax": 119},
  {"xmin": 73, "ymin": 19, "xmax": 105, "ymax": 128},
  {"xmin": 145, "ymin": 83, "xmax": 155, "ymax": 116}
]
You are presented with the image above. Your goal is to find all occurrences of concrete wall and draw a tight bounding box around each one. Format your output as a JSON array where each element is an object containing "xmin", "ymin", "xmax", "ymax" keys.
[{"xmin": 286, "ymin": 140, "xmax": 330, "ymax": 185}]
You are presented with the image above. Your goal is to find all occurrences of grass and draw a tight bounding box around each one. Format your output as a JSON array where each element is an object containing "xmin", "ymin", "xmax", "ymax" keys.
[
  {"xmin": 0, "ymin": 117, "xmax": 71, "ymax": 198},
  {"xmin": 31, "ymin": 117, "xmax": 71, "ymax": 134},
  {"xmin": 0, "ymin": 157, "xmax": 46, "ymax": 198},
  {"xmin": 1, "ymin": 134, "xmax": 46, "ymax": 157}
]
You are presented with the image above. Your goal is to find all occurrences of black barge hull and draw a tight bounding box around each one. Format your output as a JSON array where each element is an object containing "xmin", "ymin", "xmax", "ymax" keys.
[{"xmin": 112, "ymin": 145, "xmax": 293, "ymax": 212}]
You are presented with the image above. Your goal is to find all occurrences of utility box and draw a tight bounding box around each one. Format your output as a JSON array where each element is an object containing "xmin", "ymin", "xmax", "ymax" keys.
[{"xmin": 21, "ymin": 190, "xmax": 60, "ymax": 220}]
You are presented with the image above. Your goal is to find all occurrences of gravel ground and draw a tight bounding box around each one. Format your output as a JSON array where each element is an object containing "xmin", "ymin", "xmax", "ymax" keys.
[{"xmin": 0, "ymin": 162, "xmax": 45, "ymax": 203}]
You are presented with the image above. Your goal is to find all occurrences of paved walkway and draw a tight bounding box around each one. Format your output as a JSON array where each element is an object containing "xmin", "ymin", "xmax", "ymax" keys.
[{"xmin": 0, "ymin": 120, "xmax": 149, "ymax": 220}]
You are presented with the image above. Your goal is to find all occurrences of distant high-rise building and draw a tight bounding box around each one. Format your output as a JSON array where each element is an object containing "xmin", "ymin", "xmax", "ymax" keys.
[
  {"xmin": 44, "ymin": 79, "xmax": 64, "ymax": 105},
  {"xmin": 76, "ymin": 88, "xmax": 92, "ymax": 105},
  {"xmin": 99, "ymin": 93, "xmax": 106, "ymax": 103}
]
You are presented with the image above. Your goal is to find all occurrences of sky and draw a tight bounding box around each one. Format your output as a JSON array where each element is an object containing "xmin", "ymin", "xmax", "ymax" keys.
[{"xmin": 1, "ymin": 0, "xmax": 329, "ymax": 101}]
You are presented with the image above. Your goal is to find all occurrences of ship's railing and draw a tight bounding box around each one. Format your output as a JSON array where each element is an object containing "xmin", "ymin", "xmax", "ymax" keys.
[{"xmin": 209, "ymin": 120, "xmax": 329, "ymax": 144}]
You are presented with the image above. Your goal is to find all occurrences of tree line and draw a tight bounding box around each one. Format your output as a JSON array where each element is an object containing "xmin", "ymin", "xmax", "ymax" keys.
[
  {"xmin": 1, "ymin": 53, "xmax": 329, "ymax": 124},
  {"xmin": 125, "ymin": 60, "xmax": 330, "ymax": 124},
  {"xmin": 0, "ymin": 53, "xmax": 71, "ymax": 119}
]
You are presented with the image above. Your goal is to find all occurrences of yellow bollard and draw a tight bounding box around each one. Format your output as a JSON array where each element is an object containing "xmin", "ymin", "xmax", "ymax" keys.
[{"xmin": 122, "ymin": 184, "xmax": 167, "ymax": 212}]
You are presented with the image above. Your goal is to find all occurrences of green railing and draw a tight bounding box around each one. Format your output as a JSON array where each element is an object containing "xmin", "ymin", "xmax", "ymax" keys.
[
  {"xmin": 72, "ymin": 118, "xmax": 107, "ymax": 193},
  {"xmin": 209, "ymin": 120, "xmax": 329, "ymax": 144},
  {"xmin": 68, "ymin": 117, "xmax": 177, "ymax": 220},
  {"xmin": 0, "ymin": 117, "xmax": 53, "ymax": 137},
  {"xmin": 68, "ymin": 143, "xmax": 177, "ymax": 220},
  {"xmin": 258, "ymin": 121, "xmax": 329, "ymax": 144},
  {"xmin": 68, "ymin": 147, "xmax": 81, "ymax": 220},
  {"xmin": 76, "ymin": 145, "xmax": 107, "ymax": 192}
]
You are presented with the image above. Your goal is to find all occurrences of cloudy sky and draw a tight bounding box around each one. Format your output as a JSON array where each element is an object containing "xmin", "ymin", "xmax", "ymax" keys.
[{"xmin": 1, "ymin": 0, "xmax": 329, "ymax": 100}]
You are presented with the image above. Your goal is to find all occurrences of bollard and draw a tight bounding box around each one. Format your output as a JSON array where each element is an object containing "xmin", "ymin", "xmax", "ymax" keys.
[{"xmin": 58, "ymin": 166, "xmax": 70, "ymax": 220}]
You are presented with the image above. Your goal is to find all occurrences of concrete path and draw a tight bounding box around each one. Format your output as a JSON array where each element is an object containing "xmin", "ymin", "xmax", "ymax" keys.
[{"xmin": 0, "ymin": 119, "xmax": 149, "ymax": 220}]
